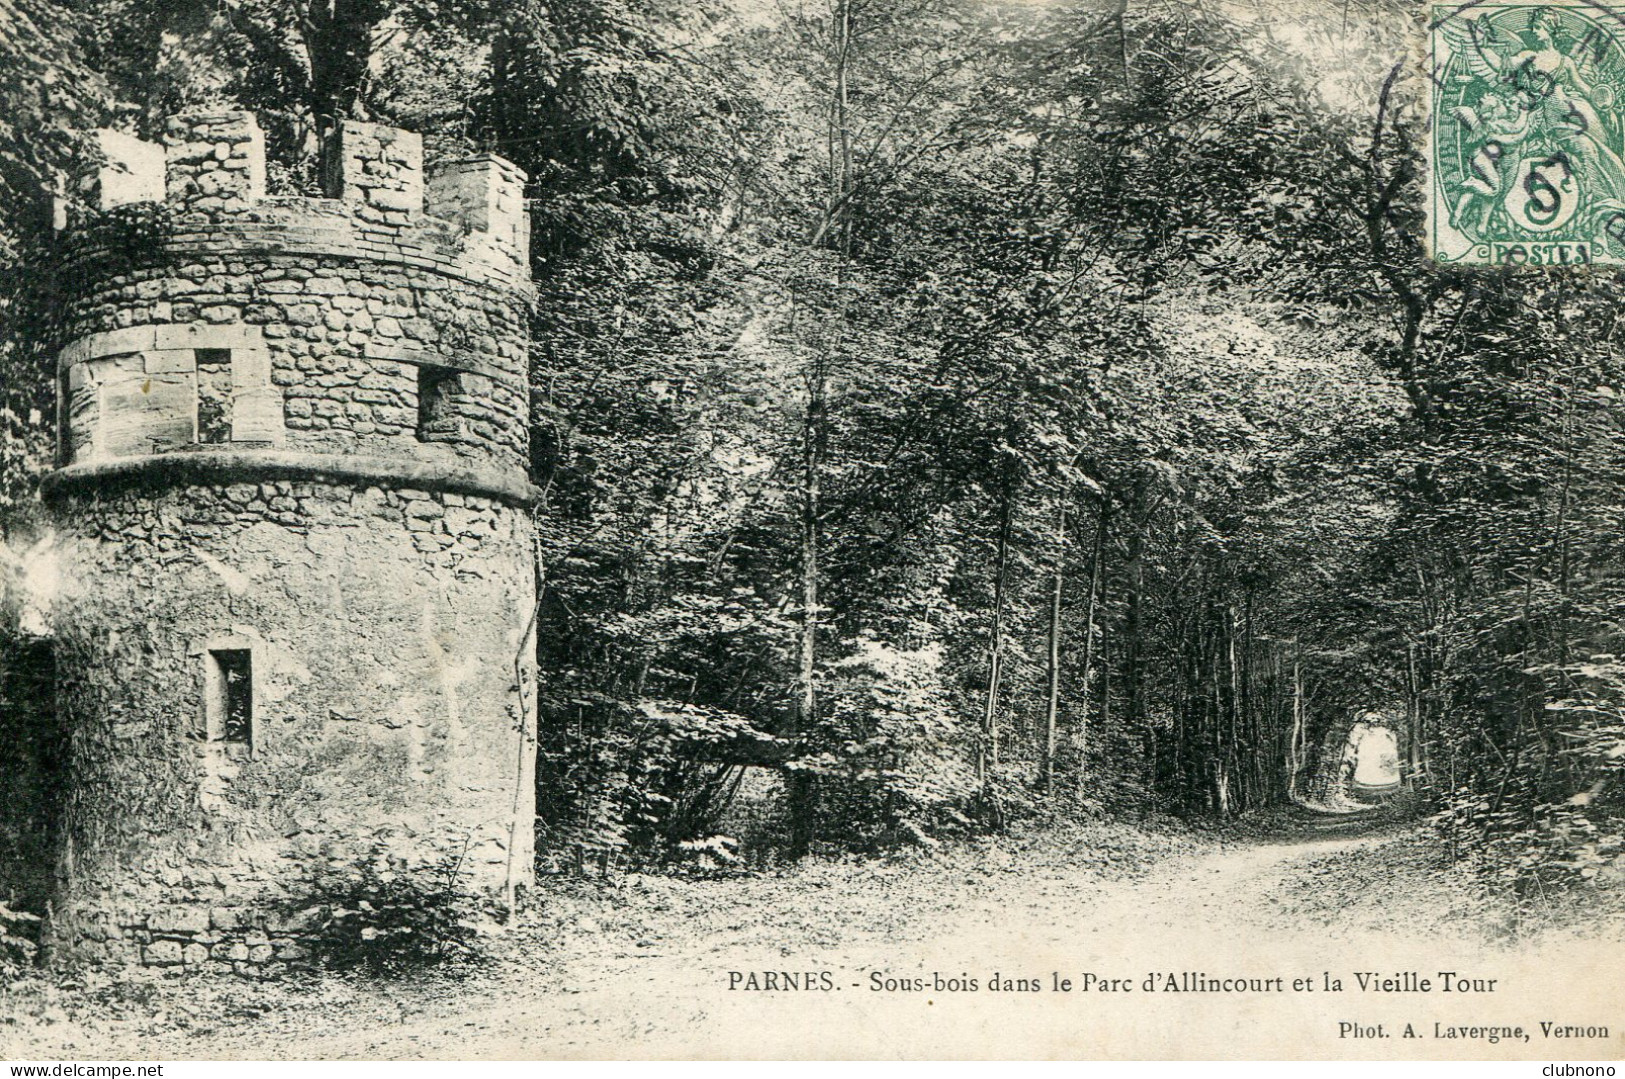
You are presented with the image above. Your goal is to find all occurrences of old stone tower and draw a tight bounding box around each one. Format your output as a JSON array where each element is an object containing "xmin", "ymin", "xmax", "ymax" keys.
[{"xmin": 37, "ymin": 110, "xmax": 538, "ymax": 971}]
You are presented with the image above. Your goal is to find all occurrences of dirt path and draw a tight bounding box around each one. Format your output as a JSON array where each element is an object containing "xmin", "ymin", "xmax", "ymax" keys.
[{"xmin": 7, "ymin": 814, "xmax": 1622, "ymax": 1060}]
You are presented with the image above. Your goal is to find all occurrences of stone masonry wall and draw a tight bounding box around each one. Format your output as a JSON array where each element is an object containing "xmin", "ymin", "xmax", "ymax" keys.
[
  {"xmin": 56, "ymin": 254, "xmax": 527, "ymax": 467},
  {"xmin": 47, "ymin": 479, "xmax": 537, "ymax": 973},
  {"xmin": 55, "ymin": 109, "xmax": 531, "ymax": 476},
  {"xmin": 33, "ymin": 109, "xmax": 540, "ymax": 972},
  {"xmin": 0, "ymin": 637, "xmax": 60, "ymax": 914},
  {"xmin": 162, "ymin": 112, "xmax": 266, "ymax": 217}
]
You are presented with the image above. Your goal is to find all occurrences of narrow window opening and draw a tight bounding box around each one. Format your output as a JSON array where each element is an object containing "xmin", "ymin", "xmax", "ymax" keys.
[
  {"xmin": 195, "ymin": 349, "xmax": 233, "ymax": 444},
  {"xmin": 416, "ymin": 364, "xmax": 461, "ymax": 442},
  {"xmin": 208, "ymin": 648, "xmax": 253, "ymax": 749}
]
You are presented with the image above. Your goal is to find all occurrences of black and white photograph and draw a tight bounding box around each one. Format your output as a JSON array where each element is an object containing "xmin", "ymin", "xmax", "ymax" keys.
[{"xmin": 0, "ymin": 0, "xmax": 1621, "ymax": 1061}]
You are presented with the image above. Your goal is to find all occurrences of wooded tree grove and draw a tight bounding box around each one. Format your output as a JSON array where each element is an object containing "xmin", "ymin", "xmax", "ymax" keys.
[{"xmin": 4, "ymin": 0, "xmax": 1624, "ymax": 907}]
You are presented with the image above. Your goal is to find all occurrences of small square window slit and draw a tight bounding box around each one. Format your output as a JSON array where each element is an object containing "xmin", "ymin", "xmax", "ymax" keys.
[
  {"xmin": 195, "ymin": 349, "xmax": 233, "ymax": 444},
  {"xmin": 208, "ymin": 648, "xmax": 253, "ymax": 749}
]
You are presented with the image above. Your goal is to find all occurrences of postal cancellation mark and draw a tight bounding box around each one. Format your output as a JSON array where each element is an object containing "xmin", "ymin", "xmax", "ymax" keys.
[{"xmin": 1429, "ymin": 2, "xmax": 1625, "ymax": 265}]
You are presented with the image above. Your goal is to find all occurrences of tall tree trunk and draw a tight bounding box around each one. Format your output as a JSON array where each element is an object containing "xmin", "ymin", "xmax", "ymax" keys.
[
  {"xmin": 787, "ymin": 374, "xmax": 821, "ymax": 857},
  {"xmin": 1126, "ymin": 527, "xmax": 1147, "ymax": 799},
  {"xmin": 1231, "ymin": 610, "xmax": 1243, "ymax": 813},
  {"xmin": 304, "ymin": 0, "xmax": 389, "ymax": 125},
  {"xmin": 1098, "ymin": 597, "xmax": 1112, "ymax": 772},
  {"xmin": 504, "ymin": 549, "xmax": 544, "ymax": 921},
  {"xmin": 1074, "ymin": 502, "xmax": 1107, "ymax": 790},
  {"xmin": 787, "ymin": 0, "xmax": 857, "ymax": 860},
  {"xmin": 1214, "ymin": 616, "xmax": 1231, "ymax": 817},
  {"xmin": 834, "ymin": 0, "xmax": 854, "ymax": 255},
  {"xmin": 979, "ymin": 468, "xmax": 1013, "ymax": 792},
  {"xmin": 1405, "ymin": 643, "xmax": 1423, "ymax": 788},
  {"xmin": 1041, "ymin": 504, "xmax": 1064, "ymax": 796},
  {"xmin": 1288, "ymin": 658, "xmax": 1305, "ymax": 801}
]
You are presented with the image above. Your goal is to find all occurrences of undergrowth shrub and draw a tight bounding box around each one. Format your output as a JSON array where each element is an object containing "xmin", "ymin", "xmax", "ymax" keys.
[
  {"xmin": 288, "ymin": 850, "xmax": 488, "ymax": 976},
  {"xmin": 795, "ymin": 637, "xmax": 983, "ymax": 852},
  {"xmin": 535, "ymin": 695, "xmax": 786, "ymax": 869},
  {"xmin": 0, "ymin": 900, "xmax": 41, "ymax": 978}
]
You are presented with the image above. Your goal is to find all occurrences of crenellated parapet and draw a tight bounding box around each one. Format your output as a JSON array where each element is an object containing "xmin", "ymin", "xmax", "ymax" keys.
[
  {"xmin": 49, "ymin": 108, "xmax": 536, "ymax": 504},
  {"xmin": 66, "ymin": 111, "xmax": 530, "ymax": 292}
]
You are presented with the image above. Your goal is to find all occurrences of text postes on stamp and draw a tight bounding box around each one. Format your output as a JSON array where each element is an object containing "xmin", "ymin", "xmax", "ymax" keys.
[{"xmin": 1430, "ymin": 3, "xmax": 1625, "ymax": 266}]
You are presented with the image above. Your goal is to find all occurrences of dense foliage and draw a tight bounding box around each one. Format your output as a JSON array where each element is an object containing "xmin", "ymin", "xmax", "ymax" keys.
[{"xmin": 4, "ymin": 0, "xmax": 1624, "ymax": 907}]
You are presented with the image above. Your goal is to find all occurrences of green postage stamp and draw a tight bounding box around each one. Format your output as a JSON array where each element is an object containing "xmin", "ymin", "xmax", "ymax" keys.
[{"xmin": 1429, "ymin": 3, "xmax": 1625, "ymax": 265}]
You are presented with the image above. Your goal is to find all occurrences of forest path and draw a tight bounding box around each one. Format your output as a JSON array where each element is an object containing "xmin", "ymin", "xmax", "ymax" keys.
[{"xmin": 8, "ymin": 814, "xmax": 1621, "ymax": 1060}]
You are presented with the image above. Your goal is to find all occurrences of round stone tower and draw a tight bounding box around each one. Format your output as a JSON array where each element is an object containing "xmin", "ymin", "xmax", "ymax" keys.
[{"xmin": 41, "ymin": 110, "xmax": 538, "ymax": 972}]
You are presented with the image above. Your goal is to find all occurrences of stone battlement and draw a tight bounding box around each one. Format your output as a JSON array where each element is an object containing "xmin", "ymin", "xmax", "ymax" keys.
[
  {"xmin": 66, "ymin": 110, "xmax": 530, "ymax": 291},
  {"xmin": 48, "ymin": 109, "xmax": 534, "ymax": 491}
]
